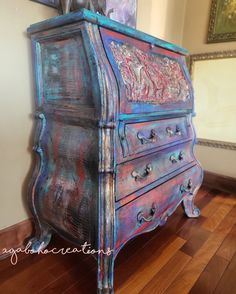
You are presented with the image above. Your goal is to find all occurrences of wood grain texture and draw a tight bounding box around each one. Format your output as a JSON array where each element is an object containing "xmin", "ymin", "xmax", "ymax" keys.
[
  {"xmin": 180, "ymin": 227, "xmax": 210, "ymax": 257},
  {"xmin": 140, "ymin": 250, "xmax": 191, "ymax": 294},
  {"xmin": 164, "ymin": 205, "xmax": 236, "ymax": 294},
  {"xmin": 214, "ymin": 252, "xmax": 236, "ymax": 294},
  {"xmin": 116, "ymin": 237, "xmax": 186, "ymax": 294},
  {"xmin": 189, "ymin": 255, "xmax": 229, "ymax": 294},
  {"xmin": 216, "ymin": 224, "xmax": 236, "ymax": 261}
]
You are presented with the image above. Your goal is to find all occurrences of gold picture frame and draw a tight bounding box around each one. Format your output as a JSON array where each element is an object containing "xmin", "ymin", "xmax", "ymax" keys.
[
  {"xmin": 208, "ymin": 0, "xmax": 236, "ymax": 43},
  {"xmin": 189, "ymin": 50, "xmax": 236, "ymax": 151}
]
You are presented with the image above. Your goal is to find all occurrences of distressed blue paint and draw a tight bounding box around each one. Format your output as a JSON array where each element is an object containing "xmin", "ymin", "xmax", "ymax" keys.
[
  {"xmin": 27, "ymin": 10, "xmax": 202, "ymax": 294},
  {"xmin": 27, "ymin": 9, "xmax": 188, "ymax": 55}
]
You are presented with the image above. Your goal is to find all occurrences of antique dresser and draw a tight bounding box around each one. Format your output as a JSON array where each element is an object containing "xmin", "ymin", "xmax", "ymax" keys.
[{"xmin": 27, "ymin": 9, "xmax": 203, "ymax": 294}]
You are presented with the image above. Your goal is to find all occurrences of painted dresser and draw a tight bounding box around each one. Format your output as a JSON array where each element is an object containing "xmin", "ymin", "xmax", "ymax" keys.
[{"xmin": 27, "ymin": 9, "xmax": 203, "ymax": 294}]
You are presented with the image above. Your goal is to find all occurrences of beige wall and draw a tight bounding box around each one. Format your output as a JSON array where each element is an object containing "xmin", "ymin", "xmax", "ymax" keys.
[
  {"xmin": 0, "ymin": 1, "xmax": 56, "ymax": 230},
  {"xmin": 183, "ymin": 0, "xmax": 236, "ymax": 53},
  {"xmin": 183, "ymin": 0, "xmax": 236, "ymax": 178},
  {"xmin": 137, "ymin": 0, "xmax": 187, "ymax": 45}
]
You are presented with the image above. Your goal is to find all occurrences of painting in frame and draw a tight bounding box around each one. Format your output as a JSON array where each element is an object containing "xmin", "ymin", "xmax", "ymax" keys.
[
  {"xmin": 189, "ymin": 50, "xmax": 236, "ymax": 151},
  {"xmin": 31, "ymin": 0, "xmax": 137, "ymax": 28},
  {"xmin": 106, "ymin": 0, "xmax": 137, "ymax": 28},
  {"xmin": 208, "ymin": 0, "xmax": 236, "ymax": 42}
]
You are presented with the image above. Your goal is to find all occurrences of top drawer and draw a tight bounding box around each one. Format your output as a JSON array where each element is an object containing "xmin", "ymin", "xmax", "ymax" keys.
[
  {"xmin": 120, "ymin": 116, "xmax": 190, "ymax": 158},
  {"xmin": 100, "ymin": 28, "xmax": 193, "ymax": 114}
]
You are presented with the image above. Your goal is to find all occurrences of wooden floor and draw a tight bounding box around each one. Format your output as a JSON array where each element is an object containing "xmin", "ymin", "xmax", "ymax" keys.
[{"xmin": 1, "ymin": 186, "xmax": 236, "ymax": 294}]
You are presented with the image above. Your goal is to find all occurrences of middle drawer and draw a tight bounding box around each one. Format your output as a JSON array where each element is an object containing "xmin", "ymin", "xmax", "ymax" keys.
[{"xmin": 116, "ymin": 141, "xmax": 194, "ymax": 201}]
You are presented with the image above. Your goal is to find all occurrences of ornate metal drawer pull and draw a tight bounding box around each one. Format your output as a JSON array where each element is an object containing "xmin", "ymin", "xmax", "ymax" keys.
[
  {"xmin": 166, "ymin": 127, "xmax": 174, "ymax": 137},
  {"xmin": 176, "ymin": 125, "xmax": 182, "ymax": 136},
  {"xmin": 137, "ymin": 129, "xmax": 157, "ymax": 144},
  {"xmin": 167, "ymin": 126, "xmax": 182, "ymax": 137},
  {"xmin": 170, "ymin": 151, "xmax": 184, "ymax": 163},
  {"xmin": 178, "ymin": 151, "xmax": 184, "ymax": 161},
  {"xmin": 180, "ymin": 179, "xmax": 193, "ymax": 194},
  {"xmin": 170, "ymin": 155, "xmax": 178, "ymax": 164},
  {"xmin": 137, "ymin": 203, "xmax": 157, "ymax": 224},
  {"xmin": 131, "ymin": 164, "xmax": 152, "ymax": 181}
]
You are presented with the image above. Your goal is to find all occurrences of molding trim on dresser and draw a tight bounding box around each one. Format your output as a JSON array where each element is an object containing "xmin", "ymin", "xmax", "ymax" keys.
[
  {"xmin": 0, "ymin": 219, "xmax": 33, "ymax": 259},
  {"xmin": 189, "ymin": 50, "xmax": 236, "ymax": 151},
  {"xmin": 203, "ymin": 171, "xmax": 236, "ymax": 194},
  {"xmin": 27, "ymin": 9, "xmax": 203, "ymax": 293}
]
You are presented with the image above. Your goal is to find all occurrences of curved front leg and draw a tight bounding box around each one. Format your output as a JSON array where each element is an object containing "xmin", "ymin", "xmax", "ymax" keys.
[
  {"xmin": 182, "ymin": 184, "xmax": 201, "ymax": 218},
  {"xmin": 29, "ymin": 222, "xmax": 52, "ymax": 253}
]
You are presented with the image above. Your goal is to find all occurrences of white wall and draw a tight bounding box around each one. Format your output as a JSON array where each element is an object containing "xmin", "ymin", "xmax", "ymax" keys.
[{"xmin": 0, "ymin": 0, "xmax": 56, "ymax": 230}]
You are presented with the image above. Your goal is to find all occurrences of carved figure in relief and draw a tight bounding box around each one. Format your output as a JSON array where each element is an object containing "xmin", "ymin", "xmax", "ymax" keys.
[{"xmin": 110, "ymin": 41, "xmax": 190, "ymax": 105}]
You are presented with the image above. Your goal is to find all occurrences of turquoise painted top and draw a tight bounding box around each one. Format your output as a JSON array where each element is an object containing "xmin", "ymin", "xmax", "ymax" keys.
[{"xmin": 27, "ymin": 9, "xmax": 188, "ymax": 56}]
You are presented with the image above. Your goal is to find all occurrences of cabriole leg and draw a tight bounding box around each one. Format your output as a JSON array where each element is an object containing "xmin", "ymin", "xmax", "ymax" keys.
[
  {"xmin": 97, "ymin": 253, "xmax": 115, "ymax": 294},
  {"xmin": 29, "ymin": 220, "xmax": 52, "ymax": 253},
  {"xmin": 182, "ymin": 186, "xmax": 201, "ymax": 218}
]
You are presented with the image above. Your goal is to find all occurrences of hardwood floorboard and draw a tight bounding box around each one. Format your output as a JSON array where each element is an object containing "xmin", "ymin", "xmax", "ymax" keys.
[
  {"xmin": 216, "ymin": 224, "xmax": 236, "ymax": 261},
  {"xmin": 163, "ymin": 204, "xmax": 236, "ymax": 294},
  {"xmin": 214, "ymin": 252, "xmax": 236, "ymax": 294},
  {"xmin": 0, "ymin": 187, "xmax": 236, "ymax": 294},
  {"xmin": 140, "ymin": 250, "xmax": 191, "ymax": 294},
  {"xmin": 189, "ymin": 255, "xmax": 229, "ymax": 294},
  {"xmin": 177, "ymin": 215, "xmax": 207, "ymax": 240},
  {"xmin": 116, "ymin": 237, "xmax": 186, "ymax": 294},
  {"xmin": 180, "ymin": 227, "xmax": 210, "ymax": 257},
  {"xmin": 200, "ymin": 193, "xmax": 229, "ymax": 217},
  {"xmin": 202, "ymin": 202, "xmax": 234, "ymax": 232}
]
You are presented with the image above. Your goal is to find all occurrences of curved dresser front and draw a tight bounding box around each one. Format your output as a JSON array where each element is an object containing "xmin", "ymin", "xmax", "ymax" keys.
[{"xmin": 27, "ymin": 9, "xmax": 203, "ymax": 294}]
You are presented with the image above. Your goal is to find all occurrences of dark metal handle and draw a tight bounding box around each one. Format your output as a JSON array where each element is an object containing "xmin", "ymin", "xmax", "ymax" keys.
[
  {"xmin": 137, "ymin": 203, "xmax": 156, "ymax": 224},
  {"xmin": 166, "ymin": 127, "xmax": 174, "ymax": 137},
  {"xmin": 170, "ymin": 155, "xmax": 178, "ymax": 164},
  {"xmin": 167, "ymin": 126, "xmax": 182, "ymax": 137},
  {"xmin": 178, "ymin": 151, "xmax": 184, "ymax": 161},
  {"xmin": 137, "ymin": 129, "xmax": 157, "ymax": 144},
  {"xmin": 170, "ymin": 151, "xmax": 184, "ymax": 164},
  {"xmin": 132, "ymin": 164, "xmax": 152, "ymax": 181},
  {"xmin": 180, "ymin": 179, "xmax": 193, "ymax": 194},
  {"xmin": 176, "ymin": 125, "xmax": 182, "ymax": 136}
]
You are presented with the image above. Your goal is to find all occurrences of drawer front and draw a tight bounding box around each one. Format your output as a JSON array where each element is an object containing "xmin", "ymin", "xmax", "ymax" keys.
[
  {"xmin": 116, "ymin": 141, "xmax": 194, "ymax": 201},
  {"xmin": 115, "ymin": 164, "xmax": 202, "ymax": 249},
  {"xmin": 100, "ymin": 28, "xmax": 193, "ymax": 114},
  {"xmin": 120, "ymin": 117, "xmax": 189, "ymax": 158}
]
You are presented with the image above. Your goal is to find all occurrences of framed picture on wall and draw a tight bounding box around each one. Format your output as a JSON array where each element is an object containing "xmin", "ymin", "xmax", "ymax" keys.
[
  {"xmin": 208, "ymin": 0, "xmax": 236, "ymax": 42},
  {"xmin": 106, "ymin": 0, "xmax": 137, "ymax": 28},
  {"xmin": 31, "ymin": 0, "xmax": 137, "ymax": 28},
  {"xmin": 189, "ymin": 50, "xmax": 236, "ymax": 151}
]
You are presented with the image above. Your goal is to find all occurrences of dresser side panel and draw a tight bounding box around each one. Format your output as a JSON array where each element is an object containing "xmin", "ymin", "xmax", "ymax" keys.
[
  {"xmin": 31, "ymin": 23, "xmax": 99, "ymax": 111},
  {"xmin": 31, "ymin": 115, "xmax": 99, "ymax": 248}
]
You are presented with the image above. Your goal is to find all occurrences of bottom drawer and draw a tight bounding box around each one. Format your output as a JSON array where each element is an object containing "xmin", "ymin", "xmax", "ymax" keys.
[{"xmin": 115, "ymin": 164, "xmax": 202, "ymax": 250}]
